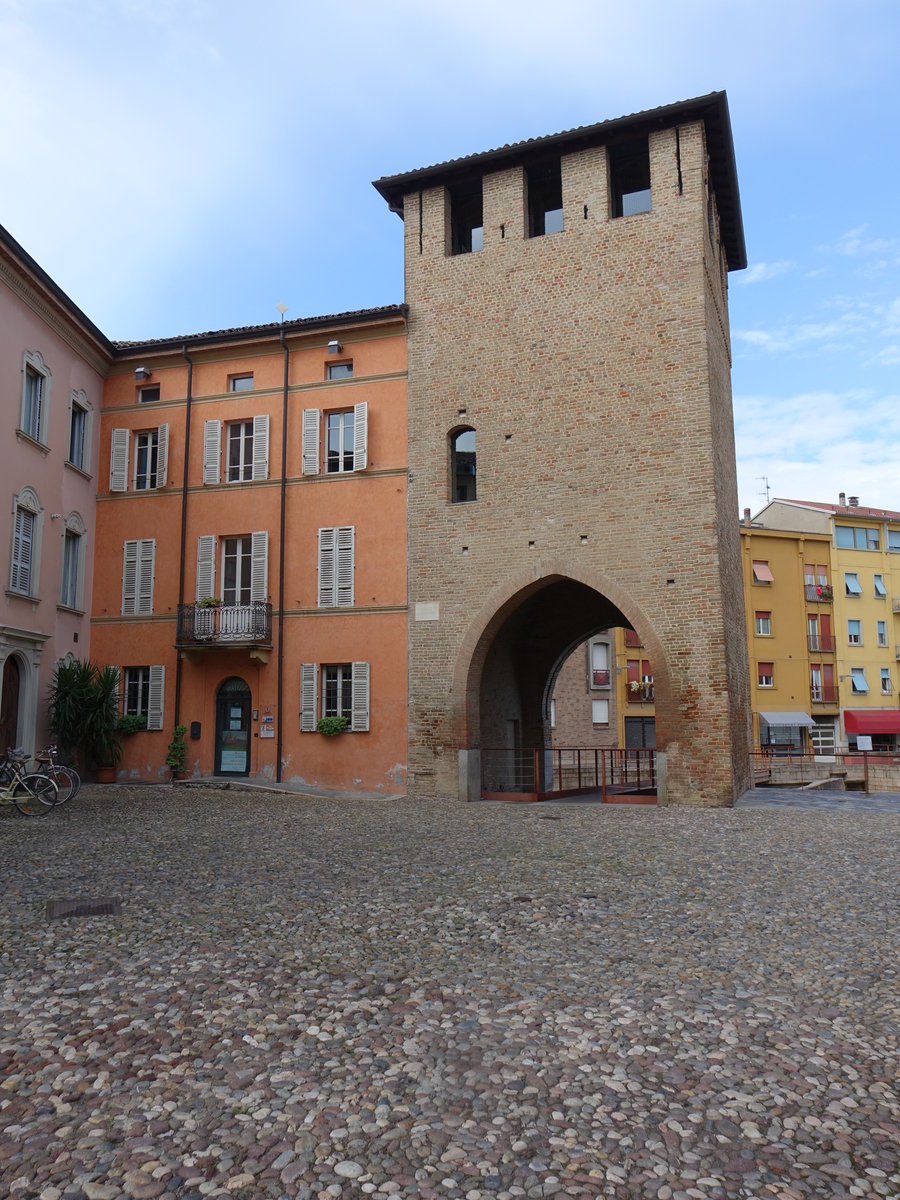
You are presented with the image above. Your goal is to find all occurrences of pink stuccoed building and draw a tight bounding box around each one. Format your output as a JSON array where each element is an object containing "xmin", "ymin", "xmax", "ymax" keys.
[{"xmin": 0, "ymin": 224, "xmax": 109, "ymax": 754}]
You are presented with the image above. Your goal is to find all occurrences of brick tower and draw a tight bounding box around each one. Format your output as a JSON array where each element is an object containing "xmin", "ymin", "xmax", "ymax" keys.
[{"xmin": 375, "ymin": 92, "xmax": 751, "ymax": 805}]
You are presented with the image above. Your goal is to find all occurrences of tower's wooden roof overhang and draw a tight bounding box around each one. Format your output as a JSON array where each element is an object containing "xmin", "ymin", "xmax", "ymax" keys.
[{"xmin": 374, "ymin": 91, "xmax": 746, "ymax": 271}]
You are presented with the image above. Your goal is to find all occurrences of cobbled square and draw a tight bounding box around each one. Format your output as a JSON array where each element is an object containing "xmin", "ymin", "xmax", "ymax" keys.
[{"xmin": 2, "ymin": 786, "xmax": 898, "ymax": 1199}]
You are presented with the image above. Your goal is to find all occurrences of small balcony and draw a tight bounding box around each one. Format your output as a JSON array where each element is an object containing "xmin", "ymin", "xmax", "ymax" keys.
[
  {"xmin": 807, "ymin": 634, "xmax": 836, "ymax": 653},
  {"xmin": 591, "ymin": 669, "xmax": 611, "ymax": 687},
  {"xmin": 805, "ymin": 584, "xmax": 833, "ymax": 603},
  {"xmin": 810, "ymin": 684, "xmax": 839, "ymax": 705},
  {"xmin": 176, "ymin": 602, "xmax": 273, "ymax": 657},
  {"xmin": 893, "ymin": 597, "xmax": 900, "ymax": 613},
  {"xmin": 627, "ymin": 679, "xmax": 655, "ymax": 705}
]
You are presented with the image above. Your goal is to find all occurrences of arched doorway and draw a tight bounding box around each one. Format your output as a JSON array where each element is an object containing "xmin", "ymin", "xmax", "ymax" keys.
[
  {"xmin": 465, "ymin": 576, "xmax": 655, "ymax": 799},
  {"xmin": 214, "ymin": 676, "xmax": 251, "ymax": 776},
  {"xmin": 0, "ymin": 656, "xmax": 21, "ymax": 753}
]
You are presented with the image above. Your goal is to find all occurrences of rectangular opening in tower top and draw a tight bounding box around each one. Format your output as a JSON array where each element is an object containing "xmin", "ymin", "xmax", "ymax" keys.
[{"xmin": 609, "ymin": 137, "xmax": 652, "ymax": 217}]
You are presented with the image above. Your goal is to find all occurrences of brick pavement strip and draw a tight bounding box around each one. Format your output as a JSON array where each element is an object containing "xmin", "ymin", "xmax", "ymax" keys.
[{"xmin": 1, "ymin": 786, "xmax": 898, "ymax": 1200}]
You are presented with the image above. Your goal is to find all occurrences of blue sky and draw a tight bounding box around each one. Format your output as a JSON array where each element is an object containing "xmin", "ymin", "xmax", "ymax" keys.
[{"xmin": 2, "ymin": 0, "xmax": 898, "ymax": 516}]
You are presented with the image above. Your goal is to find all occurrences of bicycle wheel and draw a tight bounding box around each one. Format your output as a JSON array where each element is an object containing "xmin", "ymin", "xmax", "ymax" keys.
[
  {"xmin": 14, "ymin": 773, "xmax": 58, "ymax": 815},
  {"xmin": 47, "ymin": 764, "xmax": 80, "ymax": 804}
]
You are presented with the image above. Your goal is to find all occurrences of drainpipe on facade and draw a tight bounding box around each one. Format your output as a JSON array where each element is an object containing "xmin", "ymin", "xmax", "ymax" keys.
[
  {"xmin": 276, "ymin": 327, "xmax": 289, "ymax": 782},
  {"xmin": 173, "ymin": 345, "xmax": 194, "ymax": 728}
]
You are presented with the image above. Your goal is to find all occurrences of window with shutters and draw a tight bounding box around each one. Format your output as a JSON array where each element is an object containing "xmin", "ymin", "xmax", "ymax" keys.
[
  {"xmin": 302, "ymin": 403, "xmax": 367, "ymax": 475},
  {"xmin": 109, "ymin": 425, "xmax": 168, "ymax": 492},
  {"xmin": 326, "ymin": 411, "xmax": 355, "ymax": 473},
  {"xmin": 67, "ymin": 390, "xmax": 91, "ymax": 472},
  {"xmin": 122, "ymin": 664, "xmax": 165, "ymax": 729},
  {"xmin": 223, "ymin": 537, "xmax": 252, "ymax": 606},
  {"xmin": 124, "ymin": 666, "xmax": 150, "ymax": 716},
  {"xmin": 204, "ymin": 415, "xmax": 268, "ymax": 484},
  {"xmin": 227, "ymin": 421, "xmax": 254, "ymax": 482},
  {"xmin": 122, "ymin": 539, "xmax": 156, "ymax": 615},
  {"xmin": 323, "ymin": 664, "xmax": 353, "ymax": 720},
  {"xmin": 134, "ymin": 430, "xmax": 159, "ymax": 489},
  {"xmin": 20, "ymin": 350, "xmax": 51, "ymax": 445},
  {"xmin": 195, "ymin": 532, "xmax": 268, "ymax": 607},
  {"xmin": 299, "ymin": 661, "xmax": 370, "ymax": 732},
  {"xmin": 9, "ymin": 486, "xmax": 42, "ymax": 598},
  {"xmin": 318, "ymin": 526, "xmax": 354, "ymax": 607}
]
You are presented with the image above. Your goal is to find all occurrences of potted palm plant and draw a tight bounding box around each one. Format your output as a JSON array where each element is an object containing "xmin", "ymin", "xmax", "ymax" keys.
[{"xmin": 49, "ymin": 660, "xmax": 122, "ymax": 780}]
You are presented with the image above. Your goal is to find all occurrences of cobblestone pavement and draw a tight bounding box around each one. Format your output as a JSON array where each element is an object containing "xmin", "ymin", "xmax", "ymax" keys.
[{"xmin": 2, "ymin": 785, "xmax": 898, "ymax": 1200}]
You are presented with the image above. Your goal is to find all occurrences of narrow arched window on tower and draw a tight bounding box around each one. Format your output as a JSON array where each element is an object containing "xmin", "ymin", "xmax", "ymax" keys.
[{"xmin": 450, "ymin": 427, "xmax": 476, "ymax": 503}]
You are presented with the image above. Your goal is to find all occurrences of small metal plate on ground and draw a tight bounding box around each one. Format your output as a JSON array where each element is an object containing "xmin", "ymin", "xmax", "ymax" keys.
[{"xmin": 46, "ymin": 897, "xmax": 122, "ymax": 920}]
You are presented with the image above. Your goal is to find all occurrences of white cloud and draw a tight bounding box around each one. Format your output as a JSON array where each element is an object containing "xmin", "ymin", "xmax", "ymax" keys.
[
  {"xmin": 832, "ymin": 225, "xmax": 897, "ymax": 257},
  {"xmin": 734, "ymin": 260, "xmax": 795, "ymax": 286},
  {"xmin": 734, "ymin": 312, "xmax": 871, "ymax": 355}
]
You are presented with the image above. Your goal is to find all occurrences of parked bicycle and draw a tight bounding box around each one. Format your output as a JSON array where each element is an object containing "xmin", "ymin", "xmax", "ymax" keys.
[
  {"xmin": 0, "ymin": 749, "xmax": 58, "ymax": 815},
  {"xmin": 33, "ymin": 744, "xmax": 81, "ymax": 805}
]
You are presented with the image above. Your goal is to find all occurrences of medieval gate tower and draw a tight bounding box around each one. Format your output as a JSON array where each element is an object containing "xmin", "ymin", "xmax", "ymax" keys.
[{"xmin": 376, "ymin": 92, "xmax": 751, "ymax": 805}]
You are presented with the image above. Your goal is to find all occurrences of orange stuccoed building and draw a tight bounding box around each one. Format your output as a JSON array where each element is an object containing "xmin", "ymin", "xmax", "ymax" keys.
[{"xmin": 90, "ymin": 309, "xmax": 409, "ymax": 793}]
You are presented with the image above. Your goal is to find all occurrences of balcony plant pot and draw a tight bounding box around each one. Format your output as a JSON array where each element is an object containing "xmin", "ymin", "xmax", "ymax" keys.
[
  {"xmin": 95, "ymin": 765, "xmax": 118, "ymax": 784},
  {"xmin": 316, "ymin": 716, "xmax": 348, "ymax": 737}
]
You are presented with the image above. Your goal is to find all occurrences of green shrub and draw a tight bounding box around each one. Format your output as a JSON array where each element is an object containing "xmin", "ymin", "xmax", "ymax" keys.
[{"xmin": 316, "ymin": 715, "xmax": 348, "ymax": 737}]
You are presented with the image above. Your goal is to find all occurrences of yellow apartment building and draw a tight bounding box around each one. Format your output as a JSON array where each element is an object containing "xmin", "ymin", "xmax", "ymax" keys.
[
  {"xmin": 739, "ymin": 521, "xmax": 836, "ymax": 754},
  {"xmin": 750, "ymin": 496, "xmax": 900, "ymax": 752}
]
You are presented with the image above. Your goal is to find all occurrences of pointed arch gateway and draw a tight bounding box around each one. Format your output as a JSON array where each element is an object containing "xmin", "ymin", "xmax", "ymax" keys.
[{"xmin": 449, "ymin": 564, "xmax": 671, "ymax": 803}]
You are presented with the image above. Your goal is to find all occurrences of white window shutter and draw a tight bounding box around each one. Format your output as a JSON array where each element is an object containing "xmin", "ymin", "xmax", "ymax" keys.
[
  {"xmin": 252, "ymin": 414, "xmax": 269, "ymax": 480},
  {"xmin": 302, "ymin": 409, "xmax": 320, "ymax": 476},
  {"xmin": 122, "ymin": 540, "xmax": 138, "ymax": 614},
  {"xmin": 351, "ymin": 661, "xmax": 370, "ymax": 732},
  {"xmin": 137, "ymin": 539, "xmax": 155, "ymax": 615},
  {"xmin": 336, "ymin": 526, "xmax": 354, "ymax": 607},
  {"xmin": 353, "ymin": 401, "xmax": 368, "ymax": 472},
  {"xmin": 300, "ymin": 663, "xmax": 317, "ymax": 731},
  {"xmin": 203, "ymin": 420, "xmax": 221, "ymax": 484},
  {"xmin": 111, "ymin": 666, "xmax": 121, "ymax": 710},
  {"xmin": 250, "ymin": 530, "xmax": 268, "ymax": 602},
  {"xmin": 110, "ymin": 428, "xmax": 129, "ymax": 492},
  {"xmin": 196, "ymin": 535, "xmax": 217, "ymax": 600},
  {"xmin": 155, "ymin": 423, "xmax": 169, "ymax": 488},
  {"xmin": 318, "ymin": 527, "xmax": 335, "ymax": 607},
  {"xmin": 147, "ymin": 665, "xmax": 165, "ymax": 731}
]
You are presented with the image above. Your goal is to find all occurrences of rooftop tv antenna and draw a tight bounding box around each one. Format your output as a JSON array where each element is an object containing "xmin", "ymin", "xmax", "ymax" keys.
[{"xmin": 757, "ymin": 475, "xmax": 771, "ymax": 503}]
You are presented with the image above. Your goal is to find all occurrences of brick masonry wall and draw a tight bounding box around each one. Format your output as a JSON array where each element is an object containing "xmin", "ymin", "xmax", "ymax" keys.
[
  {"xmin": 551, "ymin": 641, "xmax": 619, "ymax": 750},
  {"xmin": 404, "ymin": 120, "xmax": 751, "ymax": 805}
]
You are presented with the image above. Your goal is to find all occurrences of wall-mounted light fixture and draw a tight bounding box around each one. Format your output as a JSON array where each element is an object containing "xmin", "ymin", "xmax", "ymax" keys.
[
  {"xmin": 135, "ymin": 366, "xmax": 152, "ymax": 380},
  {"xmin": 327, "ymin": 339, "xmax": 342, "ymax": 355}
]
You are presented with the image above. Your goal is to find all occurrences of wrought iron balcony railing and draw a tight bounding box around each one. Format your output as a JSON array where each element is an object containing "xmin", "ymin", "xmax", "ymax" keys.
[
  {"xmin": 176, "ymin": 602, "xmax": 273, "ymax": 647},
  {"xmin": 805, "ymin": 584, "xmax": 833, "ymax": 603},
  {"xmin": 810, "ymin": 684, "xmax": 839, "ymax": 704}
]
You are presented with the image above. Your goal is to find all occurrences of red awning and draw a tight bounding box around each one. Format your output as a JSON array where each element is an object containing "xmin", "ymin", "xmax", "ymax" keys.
[{"xmin": 843, "ymin": 710, "xmax": 900, "ymax": 735}]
